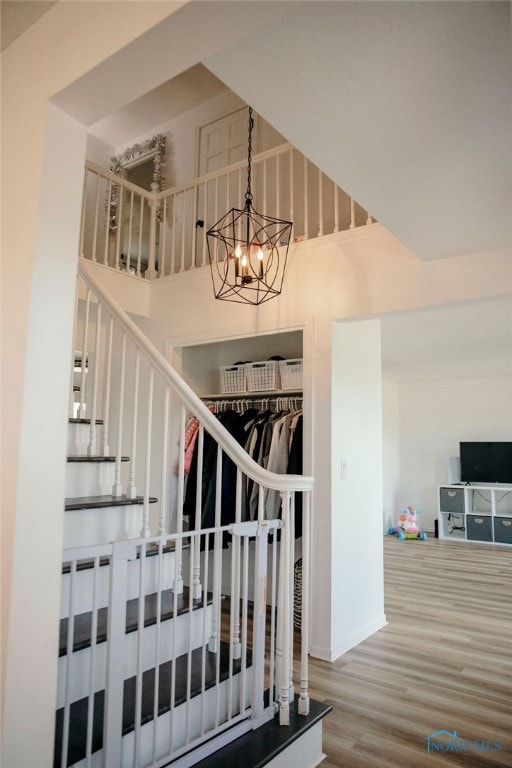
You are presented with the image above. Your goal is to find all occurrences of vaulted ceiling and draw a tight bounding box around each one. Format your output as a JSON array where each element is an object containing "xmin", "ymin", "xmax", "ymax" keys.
[
  {"xmin": 48, "ymin": 0, "xmax": 511, "ymax": 264},
  {"xmin": 5, "ymin": 1, "xmax": 511, "ymax": 375}
]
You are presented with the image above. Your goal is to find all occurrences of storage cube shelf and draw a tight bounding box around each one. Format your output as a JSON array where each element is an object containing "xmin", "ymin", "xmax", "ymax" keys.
[{"xmin": 438, "ymin": 484, "xmax": 512, "ymax": 546}]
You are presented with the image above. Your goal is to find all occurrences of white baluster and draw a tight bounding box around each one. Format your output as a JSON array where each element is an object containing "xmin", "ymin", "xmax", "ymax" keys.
[
  {"xmin": 174, "ymin": 403, "xmax": 186, "ymax": 593},
  {"xmin": 112, "ymin": 333, "xmax": 126, "ymax": 497},
  {"xmin": 125, "ymin": 190, "xmax": 134, "ymax": 271},
  {"xmin": 69, "ymin": 289, "xmax": 79, "ymax": 419},
  {"xmin": 104, "ymin": 543, "xmax": 132, "ymax": 767},
  {"xmin": 91, "ymin": 175, "xmax": 100, "ymax": 263},
  {"xmin": 171, "ymin": 192, "xmax": 177, "ymax": 275},
  {"xmin": 180, "ymin": 192, "xmax": 186, "ymax": 272},
  {"xmin": 159, "ymin": 198, "xmax": 167, "ymax": 277},
  {"xmin": 158, "ymin": 385, "xmax": 170, "ymax": 535},
  {"xmin": 231, "ymin": 469, "xmax": 242, "ymax": 659},
  {"xmin": 350, "ymin": 197, "xmax": 356, "ymax": 229},
  {"xmin": 133, "ymin": 543, "xmax": 147, "ymax": 766},
  {"xmin": 87, "ymin": 301, "xmax": 102, "ymax": 456},
  {"xmin": 136, "ymin": 196, "xmax": 144, "ymax": 277},
  {"xmin": 60, "ymin": 559, "xmax": 76, "ymax": 768},
  {"xmin": 192, "ymin": 187, "xmax": 198, "ymax": 269},
  {"xmin": 201, "ymin": 181, "xmax": 208, "ymax": 267},
  {"xmin": 192, "ymin": 425, "xmax": 204, "ymax": 600},
  {"xmin": 79, "ymin": 290, "xmax": 91, "ymax": 418},
  {"xmin": 126, "ymin": 350, "xmax": 139, "ymax": 499},
  {"xmin": 101, "ymin": 316, "xmax": 113, "ymax": 457},
  {"xmin": 85, "ymin": 556, "xmax": 100, "ymax": 766},
  {"xmin": 114, "ymin": 185, "xmax": 123, "ymax": 270},
  {"xmin": 151, "ymin": 541, "xmax": 164, "ymax": 764},
  {"xmin": 146, "ymin": 183, "xmax": 158, "ymax": 279},
  {"xmin": 333, "ymin": 182, "xmax": 339, "ymax": 233},
  {"xmin": 298, "ymin": 490, "xmax": 311, "ymax": 715},
  {"xmin": 278, "ymin": 490, "xmax": 291, "ymax": 725},
  {"xmin": 140, "ymin": 368, "xmax": 153, "ymax": 538},
  {"xmin": 208, "ymin": 444, "xmax": 223, "ymax": 653},
  {"xmin": 251, "ymin": 520, "xmax": 269, "ymax": 721},
  {"xmin": 318, "ymin": 169, "xmax": 324, "ymax": 238},
  {"xmin": 103, "ymin": 179, "xmax": 112, "ymax": 266}
]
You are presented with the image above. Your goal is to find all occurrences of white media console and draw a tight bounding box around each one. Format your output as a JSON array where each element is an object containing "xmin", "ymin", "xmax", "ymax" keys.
[{"xmin": 438, "ymin": 484, "xmax": 512, "ymax": 545}]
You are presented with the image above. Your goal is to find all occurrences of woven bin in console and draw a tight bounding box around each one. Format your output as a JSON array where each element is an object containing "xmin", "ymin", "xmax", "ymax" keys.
[{"xmin": 245, "ymin": 360, "xmax": 279, "ymax": 392}]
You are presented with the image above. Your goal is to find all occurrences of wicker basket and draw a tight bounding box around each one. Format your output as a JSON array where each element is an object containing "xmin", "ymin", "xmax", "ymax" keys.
[
  {"xmin": 219, "ymin": 364, "xmax": 246, "ymax": 394},
  {"xmin": 245, "ymin": 360, "xmax": 279, "ymax": 392},
  {"xmin": 278, "ymin": 358, "xmax": 303, "ymax": 390}
]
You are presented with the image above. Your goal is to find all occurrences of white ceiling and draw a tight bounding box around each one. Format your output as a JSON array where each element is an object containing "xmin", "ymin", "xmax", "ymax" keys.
[
  {"xmin": 88, "ymin": 64, "xmax": 229, "ymax": 147},
  {"xmin": 381, "ymin": 295, "xmax": 512, "ymax": 381},
  {"xmin": 0, "ymin": 0, "xmax": 57, "ymax": 51},
  {"xmin": 5, "ymin": 1, "xmax": 512, "ymax": 379}
]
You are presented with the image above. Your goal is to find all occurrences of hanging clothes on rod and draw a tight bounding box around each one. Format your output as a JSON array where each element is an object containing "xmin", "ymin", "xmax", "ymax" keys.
[{"xmin": 182, "ymin": 397, "xmax": 303, "ymax": 537}]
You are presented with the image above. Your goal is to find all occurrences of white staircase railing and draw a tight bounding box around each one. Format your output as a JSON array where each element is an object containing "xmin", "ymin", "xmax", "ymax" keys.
[
  {"xmin": 61, "ymin": 261, "xmax": 314, "ymax": 767},
  {"xmin": 80, "ymin": 143, "xmax": 374, "ymax": 279}
]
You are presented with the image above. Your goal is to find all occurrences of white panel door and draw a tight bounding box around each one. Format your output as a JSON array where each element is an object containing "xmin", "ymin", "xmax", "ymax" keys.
[{"xmin": 198, "ymin": 107, "xmax": 251, "ymax": 176}]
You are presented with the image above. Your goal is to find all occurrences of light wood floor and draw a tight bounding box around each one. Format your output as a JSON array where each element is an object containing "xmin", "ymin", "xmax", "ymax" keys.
[{"xmin": 308, "ymin": 536, "xmax": 512, "ymax": 767}]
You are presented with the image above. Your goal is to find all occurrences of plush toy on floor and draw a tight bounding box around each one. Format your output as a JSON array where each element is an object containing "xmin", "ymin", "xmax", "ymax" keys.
[{"xmin": 388, "ymin": 506, "xmax": 427, "ymax": 541}]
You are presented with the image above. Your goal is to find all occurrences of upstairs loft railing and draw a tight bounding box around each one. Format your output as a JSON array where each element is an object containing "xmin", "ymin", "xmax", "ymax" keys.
[
  {"xmin": 80, "ymin": 143, "xmax": 374, "ymax": 278},
  {"xmin": 63, "ymin": 262, "xmax": 314, "ymax": 766}
]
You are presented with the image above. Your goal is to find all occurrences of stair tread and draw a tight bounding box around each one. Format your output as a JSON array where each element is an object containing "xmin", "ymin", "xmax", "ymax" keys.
[
  {"xmin": 68, "ymin": 417, "xmax": 104, "ymax": 424},
  {"xmin": 66, "ymin": 455, "xmax": 129, "ymax": 462},
  {"xmin": 61, "ymin": 542, "xmax": 178, "ymax": 575},
  {"xmin": 65, "ymin": 494, "xmax": 157, "ymax": 510},
  {"xmin": 59, "ymin": 586, "xmax": 211, "ymax": 656},
  {"xmin": 190, "ymin": 696, "xmax": 332, "ymax": 768},
  {"xmin": 54, "ymin": 641, "xmax": 250, "ymax": 768}
]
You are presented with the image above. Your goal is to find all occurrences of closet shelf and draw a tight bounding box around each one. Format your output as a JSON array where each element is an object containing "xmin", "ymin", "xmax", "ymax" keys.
[{"xmin": 202, "ymin": 390, "xmax": 303, "ymax": 400}]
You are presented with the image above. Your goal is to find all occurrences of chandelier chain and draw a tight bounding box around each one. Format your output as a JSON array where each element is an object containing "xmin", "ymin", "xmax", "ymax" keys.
[{"xmin": 245, "ymin": 106, "xmax": 254, "ymax": 205}]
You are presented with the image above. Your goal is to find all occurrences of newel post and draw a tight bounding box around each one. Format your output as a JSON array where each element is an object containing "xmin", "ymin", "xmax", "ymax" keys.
[{"xmin": 146, "ymin": 182, "xmax": 159, "ymax": 280}]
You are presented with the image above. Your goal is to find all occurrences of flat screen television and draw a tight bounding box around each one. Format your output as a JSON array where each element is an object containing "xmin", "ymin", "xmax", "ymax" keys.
[{"xmin": 460, "ymin": 442, "xmax": 512, "ymax": 484}]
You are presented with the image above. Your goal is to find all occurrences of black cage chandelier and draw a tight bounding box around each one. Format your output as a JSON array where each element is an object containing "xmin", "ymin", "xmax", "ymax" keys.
[{"xmin": 206, "ymin": 107, "xmax": 293, "ymax": 305}]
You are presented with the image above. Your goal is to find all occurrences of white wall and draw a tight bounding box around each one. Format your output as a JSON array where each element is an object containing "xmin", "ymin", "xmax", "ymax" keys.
[
  {"xmin": 396, "ymin": 375, "xmax": 512, "ymax": 532},
  {"xmin": 330, "ymin": 320, "xmax": 386, "ymax": 658},
  {"xmin": 0, "ymin": 2, "xmax": 187, "ymax": 761},
  {"xmin": 113, "ymin": 90, "xmax": 286, "ymax": 189}
]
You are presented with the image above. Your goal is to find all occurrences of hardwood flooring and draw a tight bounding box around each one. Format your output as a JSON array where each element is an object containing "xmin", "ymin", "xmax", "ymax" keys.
[{"xmin": 308, "ymin": 536, "xmax": 512, "ymax": 767}]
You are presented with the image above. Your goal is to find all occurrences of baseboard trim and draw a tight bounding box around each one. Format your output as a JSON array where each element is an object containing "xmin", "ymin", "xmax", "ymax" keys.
[{"xmin": 310, "ymin": 614, "xmax": 387, "ymax": 662}]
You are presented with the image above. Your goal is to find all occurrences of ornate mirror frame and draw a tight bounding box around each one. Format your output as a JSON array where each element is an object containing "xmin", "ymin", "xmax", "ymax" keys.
[{"xmin": 108, "ymin": 134, "xmax": 166, "ymax": 232}]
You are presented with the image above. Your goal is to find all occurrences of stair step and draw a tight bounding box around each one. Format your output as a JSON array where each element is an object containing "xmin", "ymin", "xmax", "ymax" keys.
[
  {"xmin": 67, "ymin": 455, "xmax": 129, "ymax": 462},
  {"xmin": 65, "ymin": 495, "xmax": 157, "ymax": 511},
  {"xmin": 61, "ymin": 542, "xmax": 178, "ymax": 575},
  {"xmin": 68, "ymin": 418, "xmax": 104, "ymax": 425},
  {"xmin": 54, "ymin": 642, "xmax": 251, "ymax": 768},
  {"xmin": 59, "ymin": 586, "xmax": 210, "ymax": 656},
  {"xmin": 189, "ymin": 696, "xmax": 332, "ymax": 768}
]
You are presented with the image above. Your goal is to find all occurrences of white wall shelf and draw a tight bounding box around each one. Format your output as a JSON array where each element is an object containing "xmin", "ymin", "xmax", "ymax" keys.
[{"xmin": 438, "ymin": 484, "xmax": 512, "ymax": 546}]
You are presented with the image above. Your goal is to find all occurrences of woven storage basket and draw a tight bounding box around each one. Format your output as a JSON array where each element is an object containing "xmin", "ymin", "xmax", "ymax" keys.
[
  {"xmin": 245, "ymin": 360, "xmax": 279, "ymax": 392},
  {"xmin": 278, "ymin": 358, "xmax": 303, "ymax": 390},
  {"xmin": 219, "ymin": 364, "xmax": 246, "ymax": 394}
]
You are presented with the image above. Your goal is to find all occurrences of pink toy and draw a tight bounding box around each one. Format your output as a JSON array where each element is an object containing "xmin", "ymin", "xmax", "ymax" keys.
[{"xmin": 389, "ymin": 506, "xmax": 427, "ymax": 541}]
